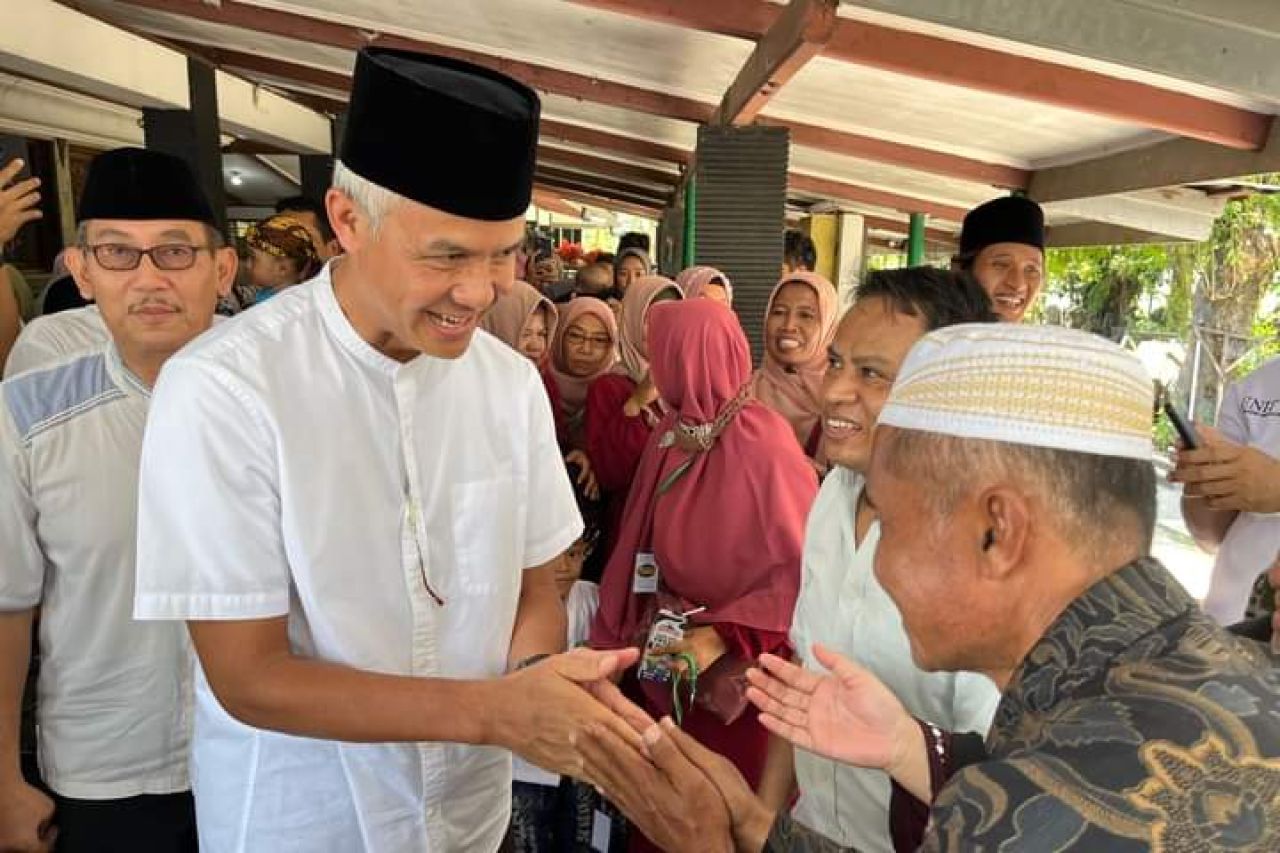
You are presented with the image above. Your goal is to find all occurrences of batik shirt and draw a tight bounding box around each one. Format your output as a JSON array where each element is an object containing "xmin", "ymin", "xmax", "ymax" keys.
[{"xmin": 765, "ymin": 557, "xmax": 1280, "ymax": 852}]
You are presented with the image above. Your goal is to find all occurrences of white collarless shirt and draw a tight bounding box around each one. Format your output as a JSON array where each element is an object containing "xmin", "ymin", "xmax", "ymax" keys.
[
  {"xmin": 1204, "ymin": 357, "xmax": 1280, "ymax": 623},
  {"xmin": 0, "ymin": 345, "xmax": 191, "ymax": 799},
  {"xmin": 134, "ymin": 266, "xmax": 581, "ymax": 852},
  {"xmin": 3, "ymin": 305, "xmax": 110, "ymax": 380},
  {"xmin": 789, "ymin": 466, "xmax": 1000, "ymax": 851}
]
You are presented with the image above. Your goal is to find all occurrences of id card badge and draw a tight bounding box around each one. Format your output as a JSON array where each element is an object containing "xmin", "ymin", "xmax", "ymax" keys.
[{"xmin": 632, "ymin": 552, "xmax": 660, "ymax": 594}]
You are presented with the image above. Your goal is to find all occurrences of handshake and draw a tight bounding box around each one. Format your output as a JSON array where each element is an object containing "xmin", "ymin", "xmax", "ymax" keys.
[{"xmin": 501, "ymin": 644, "xmax": 917, "ymax": 853}]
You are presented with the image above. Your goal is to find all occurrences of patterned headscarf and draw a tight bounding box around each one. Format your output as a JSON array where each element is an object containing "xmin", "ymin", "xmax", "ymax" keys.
[{"xmin": 245, "ymin": 214, "xmax": 321, "ymax": 279}]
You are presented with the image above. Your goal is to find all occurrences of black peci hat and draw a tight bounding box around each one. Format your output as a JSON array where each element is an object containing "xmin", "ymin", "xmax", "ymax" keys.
[
  {"xmin": 77, "ymin": 147, "xmax": 217, "ymax": 226},
  {"xmin": 959, "ymin": 196, "xmax": 1045, "ymax": 257},
  {"xmin": 340, "ymin": 47, "xmax": 541, "ymax": 222}
]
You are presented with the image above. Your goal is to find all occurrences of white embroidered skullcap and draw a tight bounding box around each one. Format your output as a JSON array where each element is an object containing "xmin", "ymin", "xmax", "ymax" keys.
[{"xmin": 879, "ymin": 324, "xmax": 1154, "ymax": 460}]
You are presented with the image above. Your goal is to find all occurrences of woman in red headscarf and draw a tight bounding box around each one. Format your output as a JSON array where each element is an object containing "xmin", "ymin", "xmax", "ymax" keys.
[
  {"xmin": 585, "ymin": 276, "xmax": 683, "ymax": 564},
  {"xmin": 750, "ymin": 271, "xmax": 839, "ymax": 468},
  {"xmin": 548, "ymin": 297, "xmax": 618, "ymax": 452},
  {"xmin": 591, "ymin": 300, "xmax": 818, "ymax": 851}
]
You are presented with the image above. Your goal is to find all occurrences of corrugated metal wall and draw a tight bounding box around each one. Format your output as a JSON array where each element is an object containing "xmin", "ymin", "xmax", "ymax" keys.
[{"xmin": 694, "ymin": 124, "xmax": 789, "ymax": 365}]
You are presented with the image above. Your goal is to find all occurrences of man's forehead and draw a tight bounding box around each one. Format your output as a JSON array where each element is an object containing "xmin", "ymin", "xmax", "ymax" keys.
[
  {"xmin": 87, "ymin": 219, "xmax": 205, "ymax": 240},
  {"xmin": 980, "ymin": 242, "xmax": 1043, "ymax": 263},
  {"xmin": 834, "ymin": 297, "xmax": 925, "ymax": 357}
]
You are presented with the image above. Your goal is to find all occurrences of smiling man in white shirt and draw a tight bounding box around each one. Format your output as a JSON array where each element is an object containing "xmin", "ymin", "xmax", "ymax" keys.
[
  {"xmin": 134, "ymin": 47, "xmax": 640, "ymax": 852},
  {"xmin": 0, "ymin": 147, "xmax": 234, "ymax": 852},
  {"xmin": 757, "ymin": 267, "xmax": 1002, "ymax": 852}
]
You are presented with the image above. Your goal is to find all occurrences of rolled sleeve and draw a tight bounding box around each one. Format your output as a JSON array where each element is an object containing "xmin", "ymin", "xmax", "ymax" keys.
[{"xmin": 134, "ymin": 358, "xmax": 290, "ymax": 620}]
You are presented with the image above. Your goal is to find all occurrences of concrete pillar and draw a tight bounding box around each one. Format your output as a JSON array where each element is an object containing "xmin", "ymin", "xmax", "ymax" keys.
[
  {"xmin": 143, "ymin": 57, "xmax": 227, "ymax": 233},
  {"xmin": 51, "ymin": 139, "xmax": 76, "ymax": 248},
  {"xmin": 834, "ymin": 212, "xmax": 866, "ymax": 305}
]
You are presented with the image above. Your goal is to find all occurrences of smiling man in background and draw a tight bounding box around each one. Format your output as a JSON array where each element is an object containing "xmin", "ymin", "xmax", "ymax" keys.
[{"xmin": 952, "ymin": 196, "xmax": 1045, "ymax": 323}]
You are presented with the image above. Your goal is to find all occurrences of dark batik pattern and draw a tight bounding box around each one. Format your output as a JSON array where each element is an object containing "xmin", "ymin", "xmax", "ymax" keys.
[{"xmin": 767, "ymin": 558, "xmax": 1280, "ymax": 852}]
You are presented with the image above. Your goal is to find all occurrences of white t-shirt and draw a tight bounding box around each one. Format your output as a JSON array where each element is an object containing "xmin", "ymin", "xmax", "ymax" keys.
[
  {"xmin": 789, "ymin": 466, "xmax": 1000, "ymax": 851},
  {"xmin": 1203, "ymin": 357, "xmax": 1280, "ymax": 623},
  {"xmin": 2, "ymin": 305, "xmax": 110, "ymax": 379},
  {"xmin": 134, "ymin": 266, "xmax": 582, "ymax": 852},
  {"xmin": 0, "ymin": 345, "xmax": 190, "ymax": 799},
  {"xmin": 513, "ymin": 580, "xmax": 599, "ymax": 788}
]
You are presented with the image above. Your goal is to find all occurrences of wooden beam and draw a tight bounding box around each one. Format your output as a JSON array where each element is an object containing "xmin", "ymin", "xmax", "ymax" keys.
[
  {"xmin": 862, "ymin": 214, "xmax": 955, "ymax": 244},
  {"xmin": 1029, "ymin": 121, "xmax": 1280, "ymax": 203},
  {"xmin": 112, "ymin": 0, "xmax": 1025, "ymax": 189},
  {"xmin": 571, "ymin": 0, "xmax": 1273, "ymax": 150},
  {"xmin": 535, "ymin": 169, "xmax": 670, "ymax": 208},
  {"xmin": 534, "ymin": 184, "xmax": 662, "ymax": 219},
  {"xmin": 541, "ymin": 119, "xmax": 690, "ymax": 167},
  {"xmin": 167, "ymin": 38, "xmax": 351, "ymax": 92},
  {"xmin": 765, "ymin": 117, "xmax": 1027, "ymax": 189},
  {"xmin": 714, "ymin": 0, "xmax": 837, "ymax": 126},
  {"xmin": 114, "ymin": 0, "xmax": 713, "ymax": 123},
  {"xmin": 531, "ymin": 189, "xmax": 584, "ymax": 219},
  {"xmin": 222, "ymin": 137, "xmax": 295, "ymax": 156},
  {"xmin": 538, "ymin": 145, "xmax": 678, "ymax": 189},
  {"xmin": 789, "ymin": 172, "xmax": 969, "ymax": 222},
  {"xmin": 1045, "ymin": 221, "xmax": 1189, "ymax": 248}
]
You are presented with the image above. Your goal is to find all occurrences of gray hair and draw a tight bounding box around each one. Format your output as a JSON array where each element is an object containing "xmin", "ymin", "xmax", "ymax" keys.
[
  {"xmin": 880, "ymin": 429, "xmax": 1157, "ymax": 562},
  {"xmin": 331, "ymin": 160, "xmax": 405, "ymax": 232},
  {"xmin": 76, "ymin": 221, "xmax": 225, "ymax": 249}
]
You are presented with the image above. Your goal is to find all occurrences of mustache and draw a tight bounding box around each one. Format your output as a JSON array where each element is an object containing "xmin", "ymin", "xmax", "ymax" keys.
[{"xmin": 128, "ymin": 297, "xmax": 182, "ymax": 314}]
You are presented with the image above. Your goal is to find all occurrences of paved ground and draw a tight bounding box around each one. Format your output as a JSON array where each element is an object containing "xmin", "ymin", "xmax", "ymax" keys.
[{"xmin": 1151, "ymin": 459, "xmax": 1215, "ymax": 603}]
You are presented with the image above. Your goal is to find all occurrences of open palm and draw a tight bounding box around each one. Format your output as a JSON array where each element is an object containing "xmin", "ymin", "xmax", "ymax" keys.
[{"xmin": 745, "ymin": 643, "xmax": 911, "ymax": 770}]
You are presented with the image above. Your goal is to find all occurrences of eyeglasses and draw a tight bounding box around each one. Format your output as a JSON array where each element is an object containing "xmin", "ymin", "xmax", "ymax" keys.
[
  {"xmin": 84, "ymin": 243, "xmax": 211, "ymax": 271},
  {"xmin": 565, "ymin": 330, "xmax": 613, "ymax": 351}
]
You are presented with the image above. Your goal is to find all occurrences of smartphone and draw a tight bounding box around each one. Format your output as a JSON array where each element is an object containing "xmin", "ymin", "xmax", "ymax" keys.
[{"xmin": 1161, "ymin": 386, "xmax": 1199, "ymax": 450}]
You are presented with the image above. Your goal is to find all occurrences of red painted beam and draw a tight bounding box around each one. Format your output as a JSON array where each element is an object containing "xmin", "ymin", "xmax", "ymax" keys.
[
  {"xmin": 110, "ymin": 0, "xmax": 1029, "ymax": 188},
  {"xmin": 114, "ymin": 0, "xmax": 713, "ymax": 124},
  {"xmin": 789, "ymin": 172, "xmax": 968, "ymax": 222},
  {"xmin": 571, "ymin": 0, "xmax": 1272, "ymax": 150},
  {"xmin": 536, "ymin": 168, "xmax": 671, "ymax": 208},
  {"xmin": 535, "ymin": 184, "xmax": 662, "ymax": 219},
  {"xmin": 538, "ymin": 145, "xmax": 679, "ymax": 189},
  {"xmin": 541, "ymin": 120, "xmax": 691, "ymax": 166},
  {"xmin": 715, "ymin": 0, "xmax": 837, "ymax": 126}
]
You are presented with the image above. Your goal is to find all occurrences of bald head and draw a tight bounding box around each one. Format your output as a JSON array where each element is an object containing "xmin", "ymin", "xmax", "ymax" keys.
[{"xmin": 576, "ymin": 262, "xmax": 614, "ymax": 296}]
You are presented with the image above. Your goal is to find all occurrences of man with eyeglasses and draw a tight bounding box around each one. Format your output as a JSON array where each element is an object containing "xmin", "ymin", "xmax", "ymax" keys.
[{"xmin": 0, "ymin": 147, "xmax": 233, "ymax": 852}]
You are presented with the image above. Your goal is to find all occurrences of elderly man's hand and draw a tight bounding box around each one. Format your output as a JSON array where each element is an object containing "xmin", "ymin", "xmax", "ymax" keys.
[
  {"xmin": 581, "ymin": 718, "xmax": 739, "ymax": 853},
  {"xmin": 748, "ymin": 645, "xmax": 917, "ymax": 775},
  {"xmin": 493, "ymin": 647, "xmax": 645, "ymax": 779},
  {"xmin": 1172, "ymin": 426, "xmax": 1280, "ymax": 513},
  {"xmin": 0, "ymin": 159, "xmax": 41, "ymax": 245}
]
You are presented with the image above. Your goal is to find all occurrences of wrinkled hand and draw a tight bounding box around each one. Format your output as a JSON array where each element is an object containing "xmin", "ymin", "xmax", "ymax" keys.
[
  {"xmin": 1171, "ymin": 425, "xmax": 1280, "ymax": 513},
  {"xmin": 564, "ymin": 450, "xmax": 600, "ymax": 500},
  {"xmin": 496, "ymin": 647, "xmax": 643, "ymax": 780},
  {"xmin": 747, "ymin": 644, "xmax": 915, "ymax": 773},
  {"xmin": 581, "ymin": 718, "xmax": 734, "ymax": 853},
  {"xmin": 0, "ymin": 779, "xmax": 56, "ymax": 852},
  {"xmin": 668, "ymin": 624, "xmax": 727, "ymax": 674},
  {"xmin": 0, "ymin": 160, "xmax": 41, "ymax": 245}
]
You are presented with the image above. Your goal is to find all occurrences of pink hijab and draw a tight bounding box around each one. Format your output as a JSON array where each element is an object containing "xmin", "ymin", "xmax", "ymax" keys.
[
  {"xmin": 479, "ymin": 280, "xmax": 558, "ymax": 362},
  {"xmin": 676, "ymin": 265, "xmax": 733, "ymax": 304},
  {"xmin": 750, "ymin": 271, "xmax": 839, "ymax": 450},
  {"xmin": 591, "ymin": 299, "xmax": 817, "ymax": 651},
  {"xmin": 616, "ymin": 275, "xmax": 683, "ymax": 383},
  {"xmin": 549, "ymin": 296, "xmax": 618, "ymax": 418}
]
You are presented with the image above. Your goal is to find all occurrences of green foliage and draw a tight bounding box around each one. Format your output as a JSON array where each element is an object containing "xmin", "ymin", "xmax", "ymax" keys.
[{"xmin": 1044, "ymin": 244, "xmax": 1173, "ymax": 336}]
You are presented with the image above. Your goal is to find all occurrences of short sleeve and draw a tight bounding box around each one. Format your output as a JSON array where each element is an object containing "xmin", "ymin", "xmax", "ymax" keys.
[
  {"xmin": 522, "ymin": 366, "xmax": 582, "ymax": 569},
  {"xmin": 0, "ymin": 404, "xmax": 43, "ymax": 609},
  {"xmin": 1217, "ymin": 377, "xmax": 1246, "ymax": 444},
  {"xmin": 134, "ymin": 358, "xmax": 291, "ymax": 621}
]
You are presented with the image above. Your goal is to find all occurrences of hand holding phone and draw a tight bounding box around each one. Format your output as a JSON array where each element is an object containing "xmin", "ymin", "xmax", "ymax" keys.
[{"xmin": 1161, "ymin": 385, "xmax": 1199, "ymax": 450}]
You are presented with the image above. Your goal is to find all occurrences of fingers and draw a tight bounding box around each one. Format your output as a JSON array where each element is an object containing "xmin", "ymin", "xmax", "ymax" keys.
[
  {"xmin": 744, "ymin": 684, "xmax": 810, "ymax": 729},
  {"xmin": 0, "ymin": 159, "xmax": 25, "ymax": 188},
  {"xmin": 588, "ymin": 676, "xmax": 657, "ymax": 736},
  {"xmin": 756, "ymin": 710, "xmax": 813, "ymax": 752},
  {"xmin": 755, "ymin": 652, "xmax": 820, "ymax": 693},
  {"xmin": 812, "ymin": 643, "xmax": 866, "ymax": 681},
  {"xmin": 0, "ymin": 176, "xmax": 41, "ymax": 207},
  {"xmin": 580, "ymin": 720, "xmax": 655, "ymax": 798},
  {"xmin": 556, "ymin": 647, "xmax": 638, "ymax": 682}
]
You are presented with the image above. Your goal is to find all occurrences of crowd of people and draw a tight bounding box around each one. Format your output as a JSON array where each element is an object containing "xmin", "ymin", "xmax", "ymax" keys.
[{"xmin": 0, "ymin": 43, "xmax": 1277, "ymax": 853}]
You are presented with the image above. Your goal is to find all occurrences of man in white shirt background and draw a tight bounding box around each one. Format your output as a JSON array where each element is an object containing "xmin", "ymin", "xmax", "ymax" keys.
[
  {"xmin": 757, "ymin": 266, "xmax": 1002, "ymax": 852},
  {"xmin": 1175, "ymin": 356, "xmax": 1280, "ymax": 623},
  {"xmin": 134, "ymin": 47, "xmax": 641, "ymax": 852},
  {"xmin": 0, "ymin": 147, "xmax": 234, "ymax": 852}
]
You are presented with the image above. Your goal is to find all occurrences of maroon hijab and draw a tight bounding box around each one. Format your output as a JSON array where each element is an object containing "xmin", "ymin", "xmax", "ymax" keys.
[{"xmin": 591, "ymin": 300, "xmax": 818, "ymax": 649}]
